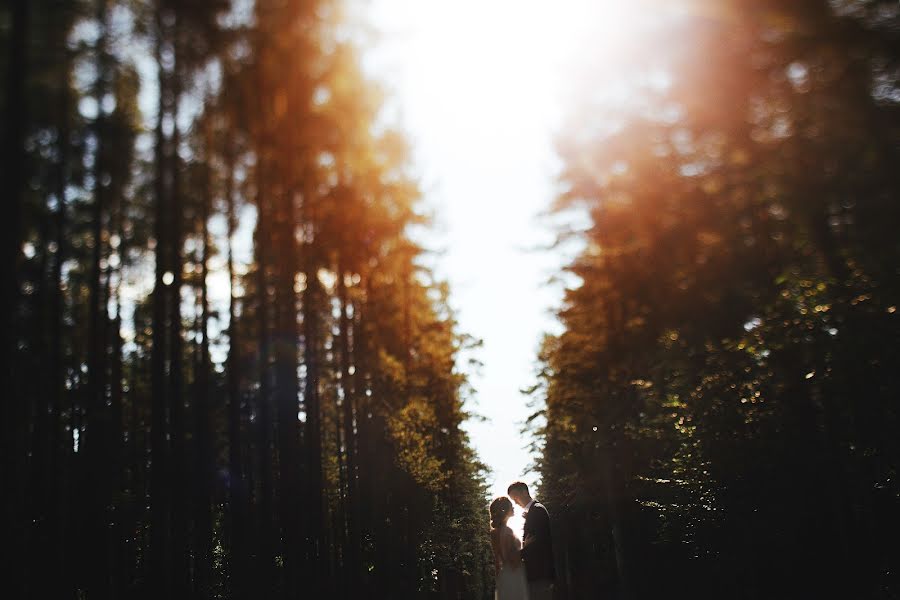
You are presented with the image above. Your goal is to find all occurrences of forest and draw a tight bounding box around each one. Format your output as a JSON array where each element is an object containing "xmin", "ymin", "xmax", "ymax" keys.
[
  {"xmin": 4, "ymin": 0, "xmax": 900, "ymax": 599},
  {"xmin": 2, "ymin": 0, "xmax": 491, "ymax": 598},
  {"xmin": 536, "ymin": 1, "xmax": 900, "ymax": 599}
]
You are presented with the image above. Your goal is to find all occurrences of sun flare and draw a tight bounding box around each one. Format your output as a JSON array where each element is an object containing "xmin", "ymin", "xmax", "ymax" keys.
[
  {"xmin": 371, "ymin": 0, "xmax": 642, "ymax": 140},
  {"xmin": 361, "ymin": 0, "xmax": 647, "ymax": 502}
]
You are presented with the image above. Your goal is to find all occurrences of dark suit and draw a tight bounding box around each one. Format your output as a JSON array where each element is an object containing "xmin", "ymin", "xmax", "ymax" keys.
[{"xmin": 522, "ymin": 500, "xmax": 555, "ymax": 598}]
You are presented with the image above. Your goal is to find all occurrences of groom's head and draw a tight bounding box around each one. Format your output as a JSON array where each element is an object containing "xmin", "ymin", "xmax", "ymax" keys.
[{"xmin": 507, "ymin": 481, "xmax": 532, "ymax": 508}]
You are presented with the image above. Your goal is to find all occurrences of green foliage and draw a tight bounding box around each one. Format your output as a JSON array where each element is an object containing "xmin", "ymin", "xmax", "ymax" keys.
[{"xmin": 538, "ymin": 1, "xmax": 900, "ymax": 598}]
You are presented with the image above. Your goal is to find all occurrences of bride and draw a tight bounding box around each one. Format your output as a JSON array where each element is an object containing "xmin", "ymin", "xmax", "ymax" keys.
[{"xmin": 490, "ymin": 496, "xmax": 529, "ymax": 600}]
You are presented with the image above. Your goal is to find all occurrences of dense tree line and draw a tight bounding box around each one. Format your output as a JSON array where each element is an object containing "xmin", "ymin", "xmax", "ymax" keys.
[
  {"xmin": 536, "ymin": 1, "xmax": 900, "ymax": 599},
  {"xmin": 1, "ymin": 0, "xmax": 492, "ymax": 598}
]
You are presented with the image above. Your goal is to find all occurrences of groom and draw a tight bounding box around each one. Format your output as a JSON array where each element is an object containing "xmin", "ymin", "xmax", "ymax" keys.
[{"xmin": 508, "ymin": 481, "xmax": 556, "ymax": 600}]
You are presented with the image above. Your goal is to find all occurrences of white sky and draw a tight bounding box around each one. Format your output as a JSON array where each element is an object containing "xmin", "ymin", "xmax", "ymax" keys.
[{"xmin": 359, "ymin": 0, "xmax": 616, "ymax": 503}]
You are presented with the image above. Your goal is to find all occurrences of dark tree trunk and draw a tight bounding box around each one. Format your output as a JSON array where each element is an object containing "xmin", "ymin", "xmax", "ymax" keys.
[
  {"xmin": 600, "ymin": 440, "xmax": 631, "ymax": 600},
  {"xmin": 110, "ymin": 277, "xmax": 126, "ymax": 599},
  {"xmin": 302, "ymin": 258, "xmax": 326, "ymax": 595},
  {"xmin": 274, "ymin": 188, "xmax": 304, "ymax": 599},
  {"xmin": 50, "ymin": 50, "xmax": 71, "ymax": 598},
  {"xmin": 602, "ymin": 297, "xmax": 631, "ymax": 600},
  {"xmin": 148, "ymin": 8, "xmax": 172, "ymax": 596},
  {"xmin": 28, "ymin": 170, "xmax": 55, "ymax": 600},
  {"xmin": 167, "ymin": 29, "xmax": 190, "ymax": 597},
  {"xmin": 333, "ymin": 406, "xmax": 346, "ymax": 590},
  {"xmin": 108, "ymin": 147, "xmax": 134, "ymax": 598},
  {"xmin": 253, "ymin": 156, "xmax": 276, "ymax": 598},
  {"xmin": 337, "ymin": 260, "xmax": 360, "ymax": 593},
  {"xmin": 193, "ymin": 131, "xmax": 214, "ymax": 599},
  {"xmin": 2, "ymin": 15, "xmax": 28, "ymax": 586},
  {"xmin": 85, "ymin": 4, "xmax": 112, "ymax": 595},
  {"xmin": 353, "ymin": 280, "xmax": 380, "ymax": 592},
  {"xmin": 224, "ymin": 136, "xmax": 249, "ymax": 600}
]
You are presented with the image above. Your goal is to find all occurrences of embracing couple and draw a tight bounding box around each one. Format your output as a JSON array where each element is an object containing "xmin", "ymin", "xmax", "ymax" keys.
[{"xmin": 489, "ymin": 482, "xmax": 556, "ymax": 600}]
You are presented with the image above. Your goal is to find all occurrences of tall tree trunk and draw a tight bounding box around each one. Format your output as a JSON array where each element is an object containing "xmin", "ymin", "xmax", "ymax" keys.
[
  {"xmin": 28, "ymin": 173, "xmax": 55, "ymax": 599},
  {"xmin": 302, "ymin": 257, "xmax": 326, "ymax": 595},
  {"xmin": 332, "ymin": 407, "xmax": 346, "ymax": 591},
  {"xmin": 167, "ymin": 29, "xmax": 189, "ymax": 597},
  {"xmin": 274, "ymin": 189, "xmax": 304, "ymax": 599},
  {"xmin": 601, "ymin": 296, "xmax": 631, "ymax": 600},
  {"xmin": 224, "ymin": 134, "xmax": 249, "ymax": 600},
  {"xmin": 337, "ymin": 260, "xmax": 360, "ymax": 593},
  {"xmin": 2, "ymin": 14, "xmax": 29, "ymax": 589},
  {"xmin": 110, "ymin": 272, "xmax": 126, "ymax": 599},
  {"xmin": 353, "ymin": 280, "xmax": 381, "ymax": 592},
  {"xmin": 193, "ymin": 125, "xmax": 214, "ymax": 600},
  {"xmin": 86, "ymin": 4, "xmax": 111, "ymax": 595},
  {"xmin": 108, "ymin": 152, "xmax": 133, "ymax": 597},
  {"xmin": 600, "ymin": 439, "xmax": 631, "ymax": 600},
  {"xmin": 129, "ymin": 320, "xmax": 147, "ymax": 600},
  {"xmin": 148, "ymin": 8, "xmax": 172, "ymax": 596},
  {"xmin": 50, "ymin": 50, "xmax": 71, "ymax": 598},
  {"xmin": 253, "ymin": 163, "xmax": 276, "ymax": 597}
]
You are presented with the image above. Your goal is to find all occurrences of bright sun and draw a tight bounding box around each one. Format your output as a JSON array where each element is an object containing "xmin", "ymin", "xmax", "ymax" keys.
[{"xmin": 368, "ymin": 0, "xmax": 641, "ymax": 142}]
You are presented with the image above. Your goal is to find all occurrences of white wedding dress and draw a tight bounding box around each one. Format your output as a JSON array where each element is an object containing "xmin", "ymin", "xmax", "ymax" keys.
[{"xmin": 492, "ymin": 525, "xmax": 529, "ymax": 600}]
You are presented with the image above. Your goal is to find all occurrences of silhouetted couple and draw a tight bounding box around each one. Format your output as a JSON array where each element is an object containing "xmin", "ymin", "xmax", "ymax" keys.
[{"xmin": 489, "ymin": 482, "xmax": 556, "ymax": 600}]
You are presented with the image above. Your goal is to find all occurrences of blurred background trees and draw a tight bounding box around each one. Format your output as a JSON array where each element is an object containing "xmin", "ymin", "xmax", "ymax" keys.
[
  {"xmin": 1, "ymin": 0, "xmax": 491, "ymax": 598},
  {"xmin": 6, "ymin": 0, "xmax": 900, "ymax": 598},
  {"xmin": 536, "ymin": 1, "xmax": 900, "ymax": 598}
]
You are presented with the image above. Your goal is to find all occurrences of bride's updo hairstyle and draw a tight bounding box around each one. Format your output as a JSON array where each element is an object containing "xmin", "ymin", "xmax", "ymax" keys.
[{"xmin": 489, "ymin": 496, "xmax": 513, "ymax": 530}]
